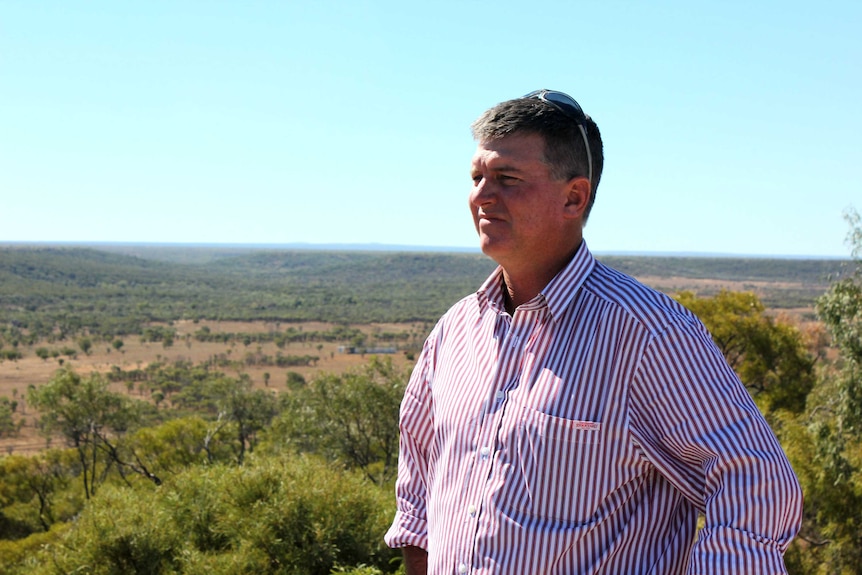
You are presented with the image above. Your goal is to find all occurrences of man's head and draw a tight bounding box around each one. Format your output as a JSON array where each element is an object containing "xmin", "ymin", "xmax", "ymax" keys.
[{"xmin": 471, "ymin": 90, "xmax": 603, "ymax": 223}]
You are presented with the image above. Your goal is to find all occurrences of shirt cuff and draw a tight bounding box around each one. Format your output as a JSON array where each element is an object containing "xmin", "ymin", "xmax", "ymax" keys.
[
  {"xmin": 384, "ymin": 510, "xmax": 428, "ymax": 550},
  {"xmin": 687, "ymin": 525, "xmax": 791, "ymax": 574}
]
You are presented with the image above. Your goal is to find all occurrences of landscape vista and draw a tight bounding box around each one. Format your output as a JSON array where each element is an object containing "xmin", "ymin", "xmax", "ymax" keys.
[{"xmin": 1, "ymin": 238, "xmax": 862, "ymax": 573}]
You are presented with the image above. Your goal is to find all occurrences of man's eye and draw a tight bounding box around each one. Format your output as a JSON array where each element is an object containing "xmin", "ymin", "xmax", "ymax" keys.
[
  {"xmin": 471, "ymin": 174, "xmax": 483, "ymax": 184},
  {"xmin": 499, "ymin": 175, "xmax": 518, "ymax": 184}
]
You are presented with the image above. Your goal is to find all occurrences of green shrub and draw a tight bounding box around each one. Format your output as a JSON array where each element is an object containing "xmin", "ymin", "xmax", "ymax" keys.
[
  {"xmin": 16, "ymin": 453, "xmax": 398, "ymax": 574},
  {"xmin": 0, "ymin": 523, "xmax": 70, "ymax": 575}
]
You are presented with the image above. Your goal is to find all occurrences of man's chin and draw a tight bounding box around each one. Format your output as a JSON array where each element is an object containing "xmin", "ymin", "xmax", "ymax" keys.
[{"xmin": 478, "ymin": 237, "xmax": 510, "ymax": 262}]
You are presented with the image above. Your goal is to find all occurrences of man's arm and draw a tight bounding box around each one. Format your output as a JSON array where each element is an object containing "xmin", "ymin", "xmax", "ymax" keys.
[
  {"xmin": 630, "ymin": 322, "xmax": 803, "ymax": 573},
  {"xmin": 402, "ymin": 546, "xmax": 428, "ymax": 575},
  {"xmin": 384, "ymin": 332, "xmax": 438, "ymax": 558}
]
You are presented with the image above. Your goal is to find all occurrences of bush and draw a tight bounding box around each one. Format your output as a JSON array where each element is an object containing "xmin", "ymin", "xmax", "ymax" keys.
[
  {"xmin": 0, "ymin": 349, "xmax": 23, "ymax": 361},
  {"xmin": 0, "ymin": 523, "xmax": 70, "ymax": 574},
  {"xmin": 16, "ymin": 453, "xmax": 398, "ymax": 574}
]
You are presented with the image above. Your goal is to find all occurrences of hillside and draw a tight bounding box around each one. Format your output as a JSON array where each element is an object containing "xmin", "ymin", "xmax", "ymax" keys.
[{"xmin": 0, "ymin": 245, "xmax": 851, "ymax": 344}]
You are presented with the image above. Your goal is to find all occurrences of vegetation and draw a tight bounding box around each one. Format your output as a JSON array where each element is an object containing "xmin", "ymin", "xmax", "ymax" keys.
[
  {"xmin": 675, "ymin": 290, "xmax": 816, "ymax": 414},
  {"xmin": 0, "ymin": 247, "xmax": 494, "ymax": 347},
  {"xmin": 272, "ymin": 357, "xmax": 404, "ymax": 485},
  {"xmin": 3, "ymin": 455, "xmax": 397, "ymax": 575},
  {"xmin": 0, "ymin": 397, "xmax": 20, "ymax": 437},
  {"xmin": 0, "ymin": 245, "xmax": 849, "ymax": 351},
  {"xmin": 1, "ymin": 358, "xmax": 407, "ymax": 574},
  {"xmin": 2, "ymin": 218, "xmax": 862, "ymax": 573},
  {"xmin": 28, "ymin": 369, "xmax": 150, "ymax": 499},
  {"xmin": 779, "ymin": 209, "xmax": 862, "ymax": 574}
]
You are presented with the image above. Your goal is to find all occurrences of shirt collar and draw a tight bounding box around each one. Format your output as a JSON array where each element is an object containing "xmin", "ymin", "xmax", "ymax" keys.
[{"xmin": 476, "ymin": 241, "xmax": 596, "ymax": 321}]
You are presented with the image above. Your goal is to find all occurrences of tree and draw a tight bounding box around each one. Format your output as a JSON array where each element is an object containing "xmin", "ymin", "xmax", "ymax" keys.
[
  {"xmin": 211, "ymin": 375, "xmax": 278, "ymax": 465},
  {"xmin": 273, "ymin": 356, "xmax": 406, "ymax": 484},
  {"xmin": 286, "ymin": 371, "xmax": 306, "ymax": 390},
  {"xmin": 816, "ymin": 208, "xmax": 862, "ymax": 437},
  {"xmin": 27, "ymin": 368, "xmax": 154, "ymax": 499},
  {"xmin": 0, "ymin": 450, "xmax": 74, "ymax": 533},
  {"xmin": 0, "ymin": 397, "xmax": 18, "ymax": 437},
  {"xmin": 781, "ymin": 208, "xmax": 862, "ymax": 574},
  {"xmin": 77, "ymin": 337, "xmax": 92, "ymax": 355},
  {"xmin": 126, "ymin": 416, "xmax": 234, "ymax": 476},
  {"xmin": 675, "ymin": 289, "xmax": 816, "ymax": 414}
]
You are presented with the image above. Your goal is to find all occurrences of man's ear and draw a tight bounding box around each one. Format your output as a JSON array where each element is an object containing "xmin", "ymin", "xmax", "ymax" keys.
[{"xmin": 563, "ymin": 178, "xmax": 591, "ymax": 220}]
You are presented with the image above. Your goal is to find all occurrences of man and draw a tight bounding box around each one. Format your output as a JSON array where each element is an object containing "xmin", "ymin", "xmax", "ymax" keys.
[{"xmin": 385, "ymin": 90, "xmax": 803, "ymax": 574}]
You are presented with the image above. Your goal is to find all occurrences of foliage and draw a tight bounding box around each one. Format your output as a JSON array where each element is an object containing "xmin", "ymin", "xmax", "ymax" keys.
[
  {"xmin": 675, "ymin": 290, "xmax": 815, "ymax": 414},
  {"xmin": 0, "ymin": 523, "xmax": 71, "ymax": 574},
  {"xmin": 0, "ymin": 396, "xmax": 19, "ymax": 437},
  {"xmin": 124, "ymin": 416, "xmax": 235, "ymax": 476},
  {"xmin": 27, "ymin": 368, "xmax": 153, "ymax": 498},
  {"xmin": 0, "ymin": 246, "xmax": 848, "ymax": 348},
  {"xmin": 210, "ymin": 375, "xmax": 279, "ymax": 465},
  {"xmin": 270, "ymin": 356, "xmax": 406, "ymax": 485},
  {"xmin": 0, "ymin": 450, "xmax": 77, "ymax": 535},
  {"xmin": 6, "ymin": 454, "xmax": 398, "ymax": 575},
  {"xmin": 780, "ymin": 208, "xmax": 862, "ymax": 574},
  {"xmin": 77, "ymin": 336, "xmax": 93, "ymax": 355},
  {"xmin": 1, "ymin": 348, "xmax": 24, "ymax": 361}
]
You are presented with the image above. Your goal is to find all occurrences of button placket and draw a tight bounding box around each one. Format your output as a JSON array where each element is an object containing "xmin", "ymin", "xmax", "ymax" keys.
[{"xmin": 461, "ymin": 307, "xmax": 540, "ymax": 574}]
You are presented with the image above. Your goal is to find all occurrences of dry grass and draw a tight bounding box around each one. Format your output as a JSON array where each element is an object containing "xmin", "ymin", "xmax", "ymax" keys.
[
  {"xmin": 0, "ymin": 320, "xmax": 422, "ymax": 455},
  {"xmin": 0, "ymin": 278, "xmax": 823, "ymax": 457}
]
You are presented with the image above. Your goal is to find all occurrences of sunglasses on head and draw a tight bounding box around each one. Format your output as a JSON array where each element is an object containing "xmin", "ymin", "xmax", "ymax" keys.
[{"xmin": 522, "ymin": 89, "xmax": 593, "ymax": 185}]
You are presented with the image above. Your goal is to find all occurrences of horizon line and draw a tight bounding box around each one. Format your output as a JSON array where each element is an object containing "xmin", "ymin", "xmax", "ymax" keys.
[{"xmin": 0, "ymin": 240, "xmax": 852, "ymax": 261}]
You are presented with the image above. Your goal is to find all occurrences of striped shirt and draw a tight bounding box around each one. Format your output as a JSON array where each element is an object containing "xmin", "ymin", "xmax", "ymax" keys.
[{"xmin": 385, "ymin": 242, "xmax": 802, "ymax": 574}]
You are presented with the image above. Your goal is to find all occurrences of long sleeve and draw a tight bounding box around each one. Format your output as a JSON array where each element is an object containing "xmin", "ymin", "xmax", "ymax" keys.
[
  {"xmin": 384, "ymin": 332, "xmax": 436, "ymax": 550},
  {"xmin": 629, "ymin": 320, "xmax": 803, "ymax": 574}
]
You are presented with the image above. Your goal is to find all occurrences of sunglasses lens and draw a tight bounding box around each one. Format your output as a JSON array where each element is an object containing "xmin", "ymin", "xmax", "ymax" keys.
[
  {"xmin": 522, "ymin": 89, "xmax": 593, "ymax": 183},
  {"xmin": 539, "ymin": 91, "xmax": 586, "ymax": 122}
]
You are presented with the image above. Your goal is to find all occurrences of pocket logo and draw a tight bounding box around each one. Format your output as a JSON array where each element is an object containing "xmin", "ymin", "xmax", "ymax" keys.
[{"xmin": 572, "ymin": 420, "xmax": 601, "ymax": 431}]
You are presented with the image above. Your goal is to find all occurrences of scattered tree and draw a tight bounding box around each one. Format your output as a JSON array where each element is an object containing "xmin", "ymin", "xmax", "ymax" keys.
[
  {"xmin": 274, "ymin": 356, "xmax": 405, "ymax": 484},
  {"xmin": 0, "ymin": 397, "xmax": 18, "ymax": 437},
  {"xmin": 211, "ymin": 375, "xmax": 278, "ymax": 465},
  {"xmin": 77, "ymin": 337, "xmax": 92, "ymax": 356},
  {"xmin": 27, "ymin": 368, "xmax": 154, "ymax": 498}
]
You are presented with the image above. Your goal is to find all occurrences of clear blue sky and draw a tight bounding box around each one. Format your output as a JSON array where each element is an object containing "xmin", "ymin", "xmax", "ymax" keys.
[{"xmin": 2, "ymin": 1, "xmax": 860, "ymax": 257}]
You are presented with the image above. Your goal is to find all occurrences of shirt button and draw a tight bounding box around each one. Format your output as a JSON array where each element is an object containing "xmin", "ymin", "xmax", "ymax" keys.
[
  {"xmin": 458, "ymin": 564, "xmax": 468, "ymax": 574},
  {"xmin": 468, "ymin": 504, "xmax": 477, "ymax": 517},
  {"xmin": 495, "ymin": 390, "xmax": 505, "ymax": 401},
  {"xmin": 479, "ymin": 446, "xmax": 491, "ymax": 459}
]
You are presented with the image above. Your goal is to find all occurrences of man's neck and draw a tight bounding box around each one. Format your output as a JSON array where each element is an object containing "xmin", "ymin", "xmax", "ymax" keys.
[{"xmin": 499, "ymin": 240, "xmax": 582, "ymax": 313}]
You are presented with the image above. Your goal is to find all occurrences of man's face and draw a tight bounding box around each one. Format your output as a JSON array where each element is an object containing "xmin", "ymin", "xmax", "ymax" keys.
[{"xmin": 469, "ymin": 133, "xmax": 581, "ymax": 269}]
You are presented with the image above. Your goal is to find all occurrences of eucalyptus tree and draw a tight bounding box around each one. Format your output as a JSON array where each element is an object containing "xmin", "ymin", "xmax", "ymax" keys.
[
  {"xmin": 274, "ymin": 356, "xmax": 406, "ymax": 484},
  {"xmin": 27, "ymin": 368, "xmax": 156, "ymax": 499},
  {"xmin": 211, "ymin": 374, "xmax": 278, "ymax": 465}
]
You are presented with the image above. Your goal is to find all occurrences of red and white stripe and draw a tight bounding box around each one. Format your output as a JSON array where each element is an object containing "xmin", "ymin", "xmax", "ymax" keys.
[{"xmin": 386, "ymin": 242, "xmax": 802, "ymax": 574}]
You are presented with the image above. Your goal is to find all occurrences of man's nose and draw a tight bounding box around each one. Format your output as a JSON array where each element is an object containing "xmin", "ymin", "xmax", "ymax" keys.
[{"xmin": 470, "ymin": 177, "xmax": 496, "ymax": 206}]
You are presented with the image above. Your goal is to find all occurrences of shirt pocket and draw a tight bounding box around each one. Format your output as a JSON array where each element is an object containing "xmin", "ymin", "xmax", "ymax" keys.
[{"xmin": 502, "ymin": 401, "xmax": 605, "ymax": 526}]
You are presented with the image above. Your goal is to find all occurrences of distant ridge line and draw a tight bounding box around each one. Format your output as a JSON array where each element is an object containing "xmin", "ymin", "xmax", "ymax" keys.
[{"xmin": 0, "ymin": 240, "xmax": 850, "ymax": 260}]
